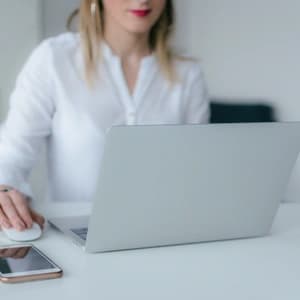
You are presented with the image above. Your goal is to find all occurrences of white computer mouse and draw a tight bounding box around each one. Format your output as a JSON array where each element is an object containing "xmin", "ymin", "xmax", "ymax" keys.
[{"xmin": 2, "ymin": 222, "xmax": 42, "ymax": 242}]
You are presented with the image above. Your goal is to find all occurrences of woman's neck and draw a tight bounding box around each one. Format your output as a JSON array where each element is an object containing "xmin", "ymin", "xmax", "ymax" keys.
[
  {"xmin": 103, "ymin": 22, "xmax": 151, "ymax": 61},
  {"xmin": 102, "ymin": 16, "xmax": 153, "ymax": 95}
]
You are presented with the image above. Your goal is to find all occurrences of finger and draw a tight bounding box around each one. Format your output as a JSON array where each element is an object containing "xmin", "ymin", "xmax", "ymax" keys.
[
  {"xmin": 0, "ymin": 206, "xmax": 12, "ymax": 229},
  {"xmin": 0, "ymin": 196, "xmax": 26, "ymax": 231},
  {"xmin": 13, "ymin": 247, "xmax": 29, "ymax": 259},
  {"xmin": 9, "ymin": 190, "xmax": 33, "ymax": 229},
  {"xmin": 0, "ymin": 249, "xmax": 6, "ymax": 257},
  {"xmin": 23, "ymin": 246, "xmax": 30, "ymax": 257},
  {"xmin": 3, "ymin": 248, "xmax": 19, "ymax": 258},
  {"xmin": 30, "ymin": 209, "xmax": 45, "ymax": 229}
]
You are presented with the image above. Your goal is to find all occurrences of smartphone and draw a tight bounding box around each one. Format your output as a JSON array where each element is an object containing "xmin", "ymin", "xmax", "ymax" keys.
[{"xmin": 0, "ymin": 244, "xmax": 63, "ymax": 283}]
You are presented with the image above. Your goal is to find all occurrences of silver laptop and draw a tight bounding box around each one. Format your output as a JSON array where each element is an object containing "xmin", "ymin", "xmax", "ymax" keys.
[{"xmin": 49, "ymin": 122, "xmax": 300, "ymax": 253}]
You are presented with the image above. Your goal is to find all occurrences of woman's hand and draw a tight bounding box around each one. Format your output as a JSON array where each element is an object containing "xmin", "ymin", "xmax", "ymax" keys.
[
  {"xmin": 0, "ymin": 246, "xmax": 30, "ymax": 259},
  {"xmin": 0, "ymin": 185, "xmax": 45, "ymax": 231}
]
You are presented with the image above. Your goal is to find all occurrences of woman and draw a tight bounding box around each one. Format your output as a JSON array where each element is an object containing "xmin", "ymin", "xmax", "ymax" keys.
[{"xmin": 0, "ymin": 0, "xmax": 209, "ymax": 231}]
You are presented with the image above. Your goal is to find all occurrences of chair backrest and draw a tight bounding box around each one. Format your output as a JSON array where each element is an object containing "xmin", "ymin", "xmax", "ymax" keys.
[{"xmin": 210, "ymin": 100, "xmax": 275, "ymax": 123}]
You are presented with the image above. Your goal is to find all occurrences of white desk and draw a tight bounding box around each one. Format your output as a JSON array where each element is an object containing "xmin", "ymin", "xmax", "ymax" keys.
[{"xmin": 1, "ymin": 203, "xmax": 300, "ymax": 300}]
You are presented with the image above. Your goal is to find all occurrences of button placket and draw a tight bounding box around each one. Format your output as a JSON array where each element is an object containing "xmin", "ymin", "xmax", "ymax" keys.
[
  {"xmin": 102, "ymin": 43, "xmax": 157, "ymax": 126},
  {"xmin": 113, "ymin": 59, "xmax": 137, "ymax": 125},
  {"xmin": 127, "ymin": 110, "xmax": 136, "ymax": 125}
]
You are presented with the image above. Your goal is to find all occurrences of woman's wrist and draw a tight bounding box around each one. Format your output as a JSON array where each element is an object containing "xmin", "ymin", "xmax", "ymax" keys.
[{"xmin": 0, "ymin": 185, "xmax": 14, "ymax": 192}]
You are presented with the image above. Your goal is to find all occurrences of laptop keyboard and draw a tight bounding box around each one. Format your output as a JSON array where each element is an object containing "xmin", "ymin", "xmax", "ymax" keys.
[{"xmin": 71, "ymin": 227, "xmax": 88, "ymax": 241}]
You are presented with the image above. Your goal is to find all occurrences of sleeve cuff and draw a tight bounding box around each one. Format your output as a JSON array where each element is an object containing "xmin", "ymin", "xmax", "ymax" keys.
[{"xmin": 0, "ymin": 171, "xmax": 34, "ymax": 199}]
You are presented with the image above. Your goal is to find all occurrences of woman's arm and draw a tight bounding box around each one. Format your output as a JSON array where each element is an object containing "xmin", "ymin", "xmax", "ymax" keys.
[
  {"xmin": 0, "ymin": 40, "xmax": 54, "ymax": 229},
  {"xmin": 182, "ymin": 62, "xmax": 210, "ymax": 124}
]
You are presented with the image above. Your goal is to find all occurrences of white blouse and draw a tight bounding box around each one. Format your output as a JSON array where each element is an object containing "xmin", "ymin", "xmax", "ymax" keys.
[{"xmin": 0, "ymin": 33, "xmax": 210, "ymax": 203}]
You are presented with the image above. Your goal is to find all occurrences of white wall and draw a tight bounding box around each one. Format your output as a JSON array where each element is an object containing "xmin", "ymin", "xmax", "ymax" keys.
[
  {"xmin": 175, "ymin": 0, "xmax": 300, "ymax": 121},
  {"xmin": 0, "ymin": 0, "xmax": 41, "ymax": 121},
  {"xmin": 42, "ymin": 0, "xmax": 78, "ymax": 38},
  {"xmin": 174, "ymin": 0, "xmax": 300, "ymax": 202}
]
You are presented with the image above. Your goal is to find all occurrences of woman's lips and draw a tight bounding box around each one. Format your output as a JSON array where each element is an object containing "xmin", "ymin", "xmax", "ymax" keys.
[{"xmin": 129, "ymin": 9, "xmax": 151, "ymax": 17}]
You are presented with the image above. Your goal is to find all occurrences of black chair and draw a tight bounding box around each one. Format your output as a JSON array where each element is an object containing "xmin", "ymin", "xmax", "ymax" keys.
[{"xmin": 210, "ymin": 100, "xmax": 275, "ymax": 123}]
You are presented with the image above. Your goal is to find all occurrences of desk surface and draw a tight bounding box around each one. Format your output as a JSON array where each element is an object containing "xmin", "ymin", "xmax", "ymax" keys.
[{"xmin": 1, "ymin": 203, "xmax": 300, "ymax": 300}]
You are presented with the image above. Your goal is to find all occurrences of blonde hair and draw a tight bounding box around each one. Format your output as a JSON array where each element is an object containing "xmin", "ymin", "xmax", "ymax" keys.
[{"xmin": 68, "ymin": 0, "xmax": 176, "ymax": 85}]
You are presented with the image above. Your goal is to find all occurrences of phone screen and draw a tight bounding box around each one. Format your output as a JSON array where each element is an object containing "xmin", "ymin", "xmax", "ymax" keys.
[{"xmin": 0, "ymin": 246, "xmax": 56, "ymax": 275}]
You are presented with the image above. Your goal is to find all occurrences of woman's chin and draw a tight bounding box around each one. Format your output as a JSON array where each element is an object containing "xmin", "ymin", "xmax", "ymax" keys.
[
  {"xmin": 123, "ymin": 23, "xmax": 153, "ymax": 36},
  {"xmin": 126, "ymin": 29, "xmax": 151, "ymax": 37}
]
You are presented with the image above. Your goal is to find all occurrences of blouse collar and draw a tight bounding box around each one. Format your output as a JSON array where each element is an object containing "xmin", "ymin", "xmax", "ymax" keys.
[{"xmin": 101, "ymin": 41, "xmax": 155, "ymax": 66}]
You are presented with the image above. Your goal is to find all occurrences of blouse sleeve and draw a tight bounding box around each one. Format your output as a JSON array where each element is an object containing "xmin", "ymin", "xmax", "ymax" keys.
[
  {"xmin": 0, "ymin": 40, "xmax": 55, "ymax": 199},
  {"xmin": 182, "ymin": 62, "xmax": 210, "ymax": 124}
]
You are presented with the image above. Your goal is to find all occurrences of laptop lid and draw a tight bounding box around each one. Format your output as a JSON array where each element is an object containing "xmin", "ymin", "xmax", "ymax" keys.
[{"xmin": 85, "ymin": 122, "xmax": 300, "ymax": 252}]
